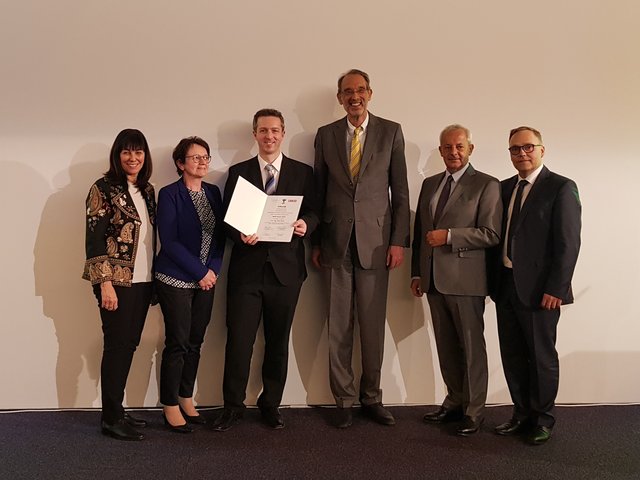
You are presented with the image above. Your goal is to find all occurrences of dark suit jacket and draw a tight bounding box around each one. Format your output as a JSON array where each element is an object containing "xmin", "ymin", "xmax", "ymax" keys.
[
  {"xmin": 313, "ymin": 113, "xmax": 410, "ymax": 269},
  {"xmin": 223, "ymin": 156, "xmax": 319, "ymax": 287},
  {"xmin": 155, "ymin": 179, "xmax": 226, "ymax": 282},
  {"xmin": 489, "ymin": 166, "xmax": 581, "ymax": 308},
  {"xmin": 411, "ymin": 164, "xmax": 502, "ymax": 296}
]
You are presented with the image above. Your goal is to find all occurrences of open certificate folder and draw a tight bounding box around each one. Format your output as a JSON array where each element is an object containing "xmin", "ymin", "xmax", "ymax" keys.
[{"xmin": 224, "ymin": 176, "xmax": 303, "ymax": 242}]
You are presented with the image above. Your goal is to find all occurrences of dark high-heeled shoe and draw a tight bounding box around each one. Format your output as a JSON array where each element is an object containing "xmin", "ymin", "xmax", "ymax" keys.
[
  {"xmin": 180, "ymin": 407, "xmax": 207, "ymax": 425},
  {"xmin": 162, "ymin": 414, "xmax": 194, "ymax": 434}
]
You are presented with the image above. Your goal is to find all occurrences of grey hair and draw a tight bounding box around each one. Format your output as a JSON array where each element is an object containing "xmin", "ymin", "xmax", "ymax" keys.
[{"xmin": 439, "ymin": 124, "xmax": 472, "ymax": 144}]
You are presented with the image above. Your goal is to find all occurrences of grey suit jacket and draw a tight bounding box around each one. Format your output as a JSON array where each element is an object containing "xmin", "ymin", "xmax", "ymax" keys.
[
  {"xmin": 411, "ymin": 164, "xmax": 502, "ymax": 296},
  {"xmin": 313, "ymin": 113, "xmax": 410, "ymax": 269}
]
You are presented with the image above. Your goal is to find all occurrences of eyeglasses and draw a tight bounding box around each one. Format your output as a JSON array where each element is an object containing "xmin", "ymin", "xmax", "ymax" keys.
[
  {"xmin": 508, "ymin": 144, "xmax": 543, "ymax": 155},
  {"xmin": 340, "ymin": 87, "xmax": 369, "ymax": 97},
  {"xmin": 185, "ymin": 154, "xmax": 212, "ymax": 164}
]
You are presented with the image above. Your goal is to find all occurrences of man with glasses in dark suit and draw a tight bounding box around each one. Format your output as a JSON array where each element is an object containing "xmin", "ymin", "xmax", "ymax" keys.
[{"xmin": 491, "ymin": 126, "xmax": 581, "ymax": 445}]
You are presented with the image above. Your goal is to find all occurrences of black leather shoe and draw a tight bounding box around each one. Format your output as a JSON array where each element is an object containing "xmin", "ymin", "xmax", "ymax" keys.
[
  {"xmin": 261, "ymin": 407, "xmax": 285, "ymax": 429},
  {"xmin": 212, "ymin": 409, "xmax": 242, "ymax": 432},
  {"xmin": 423, "ymin": 406, "xmax": 463, "ymax": 424},
  {"xmin": 362, "ymin": 403, "xmax": 395, "ymax": 426},
  {"xmin": 162, "ymin": 414, "xmax": 194, "ymax": 434},
  {"xmin": 456, "ymin": 416, "xmax": 484, "ymax": 436},
  {"xmin": 335, "ymin": 407, "xmax": 353, "ymax": 429},
  {"xmin": 101, "ymin": 419, "xmax": 144, "ymax": 441},
  {"xmin": 527, "ymin": 426, "xmax": 552, "ymax": 445},
  {"xmin": 124, "ymin": 412, "xmax": 147, "ymax": 428},
  {"xmin": 180, "ymin": 407, "xmax": 207, "ymax": 425},
  {"xmin": 495, "ymin": 418, "xmax": 529, "ymax": 436}
]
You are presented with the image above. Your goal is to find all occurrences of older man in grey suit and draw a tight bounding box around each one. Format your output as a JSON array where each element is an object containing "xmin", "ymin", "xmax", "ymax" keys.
[
  {"xmin": 312, "ymin": 69, "xmax": 410, "ymax": 428},
  {"xmin": 411, "ymin": 124, "xmax": 502, "ymax": 435}
]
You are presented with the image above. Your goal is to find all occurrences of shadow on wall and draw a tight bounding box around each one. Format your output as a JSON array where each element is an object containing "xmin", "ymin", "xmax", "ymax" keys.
[
  {"xmin": 33, "ymin": 144, "xmax": 162, "ymax": 409},
  {"xmin": 386, "ymin": 141, "xmax": 436, "ymax": 403},
  {"xmin": 33, "ymin": 145, "xmax": 107, "ymax": 408},
  {"xmin": 192, "ymin": 250, "xmax": 230, "ymax": 407},
  {"xmin": 216, "ymin": 120, "xmax": 254, "ymax": 170},
  {"xmin": 0, "ymin": 161, "xmax": 54, "ymax": 405},
  {"xmin": 292, "ymin": 249, "xmax": 332, "ymax": 405},
  {"xmin": 289, "ymin": 86, "xmax": 340, "ymax": 165}
]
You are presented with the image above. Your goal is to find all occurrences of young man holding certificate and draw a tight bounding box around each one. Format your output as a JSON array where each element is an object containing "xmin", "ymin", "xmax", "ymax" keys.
[{"xmin": 214, "ymin": 109, "xmax": 319, "ymax": 431}]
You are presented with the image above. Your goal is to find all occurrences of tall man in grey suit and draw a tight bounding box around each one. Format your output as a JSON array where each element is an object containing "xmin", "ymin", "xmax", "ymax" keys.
[
  {"xmin": 491, "ymin": 126, "xmax": 581, "ymax": 445},
  {"xmin": 411, "ymin": 124, "xmax": 502, "ymax": 436},
  {"xmin": 312, "ymin": 69, "xmax": 410, "ymax": 428}
]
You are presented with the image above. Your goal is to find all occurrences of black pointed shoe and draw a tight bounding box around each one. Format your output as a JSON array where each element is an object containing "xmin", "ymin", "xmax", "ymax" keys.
[
  {"xmin": 162, "ymin": 414, "xmax": 194, "ymax": 434},
  {"xmin": 180, "ymin": 407, "xmax": 207, "ymax": 425}
]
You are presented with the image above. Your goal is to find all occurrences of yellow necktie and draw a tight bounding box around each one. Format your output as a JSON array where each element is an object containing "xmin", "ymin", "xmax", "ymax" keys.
[{"xmin": 350, "ymin": 126, "xmax": 362, "ymax": 179}]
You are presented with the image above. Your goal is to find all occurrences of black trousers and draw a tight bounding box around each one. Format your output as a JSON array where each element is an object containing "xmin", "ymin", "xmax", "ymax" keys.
[
  {"xmin": 223, "ymin": 262, "xmax": 302, "ymax": 411},
  {"xmin": 93, "ymin": 282, "xmax": 152, "ymax": 424},
  {"xmin": 156, "ymin": 281, "xmax": 215, "ymax": 406},
  {"xmin": 495, "ymin": 268, "xmax": 560, "ymax": 428}
]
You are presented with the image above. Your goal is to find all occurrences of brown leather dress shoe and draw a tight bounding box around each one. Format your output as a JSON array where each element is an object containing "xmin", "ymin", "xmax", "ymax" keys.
[
  {"xmin": 528, "ymin": 426, "xmax": 552, "ymax": 445},
  {"xmin": 423, "ymin": 406, "xmax": 464, "ymax": 424},
  {"xmin": 362, "ymin": 403, "xmax": 395, "ymax": 426},
  {"xmin": 456, "ymin": 416, "xmax": 484, "ymax": 436}
]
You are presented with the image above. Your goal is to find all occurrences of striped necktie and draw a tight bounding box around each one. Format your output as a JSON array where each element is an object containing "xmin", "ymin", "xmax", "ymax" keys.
[
  {"xmin": 265, "ymin": 164, "xmax": 277, "ymax": 195},
  {"xmin": 350, "ymin": 126, "xmax": 362, "ymax": 179}
]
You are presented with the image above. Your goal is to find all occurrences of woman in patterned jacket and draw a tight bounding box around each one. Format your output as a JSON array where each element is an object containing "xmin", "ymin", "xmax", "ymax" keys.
[
  {"xmin": 84, "ymin": 128, "xmax": 155, "ymax": 441},
  {"xmin": 154, "ymin": 136, "xmax": 225, "ymax": 432}
]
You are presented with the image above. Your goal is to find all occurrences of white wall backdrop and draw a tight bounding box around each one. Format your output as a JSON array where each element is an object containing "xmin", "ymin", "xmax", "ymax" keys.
[{"xmin": 1, "ymin": 0, "xmax": 639, "ymax": 409}]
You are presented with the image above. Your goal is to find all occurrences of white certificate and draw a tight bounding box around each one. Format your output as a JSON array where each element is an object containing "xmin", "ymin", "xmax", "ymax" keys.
[{"xmin": 224, "ymin": 176, "xmax": 303, "ymax": 242}]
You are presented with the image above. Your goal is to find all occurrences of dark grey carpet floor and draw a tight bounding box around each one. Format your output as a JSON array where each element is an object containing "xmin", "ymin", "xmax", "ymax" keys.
[{"xmin": 1, "ymin": 405, "xmax": 638, "ymax": 479}]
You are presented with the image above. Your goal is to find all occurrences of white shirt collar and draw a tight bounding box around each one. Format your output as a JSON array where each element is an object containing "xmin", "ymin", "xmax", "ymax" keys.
[
  {"xmin": 258, "ymin": 152, "xmax": 283, "ymax": 171},
  {"xmin": 347, "ymin": 113, "xmax": 369, "ymax": 134},
  {"xmin": 519, "ymin": 163, "xmax": 544, "ymax": 185},
  {"xmin": 447, "ymin": 162, "xmax": 470, "ymax": 183}
]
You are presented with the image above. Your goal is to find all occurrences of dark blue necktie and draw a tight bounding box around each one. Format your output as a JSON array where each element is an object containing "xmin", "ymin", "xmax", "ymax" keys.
[{"xmin": 507, "ymin": 180, "xmax": 528, "ymax": 261}]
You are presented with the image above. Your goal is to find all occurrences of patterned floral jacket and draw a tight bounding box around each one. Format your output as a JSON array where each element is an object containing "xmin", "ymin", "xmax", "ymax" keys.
[{"xmin": 83, "ymin": 177, "xmax": 156, "ymax": 287}]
